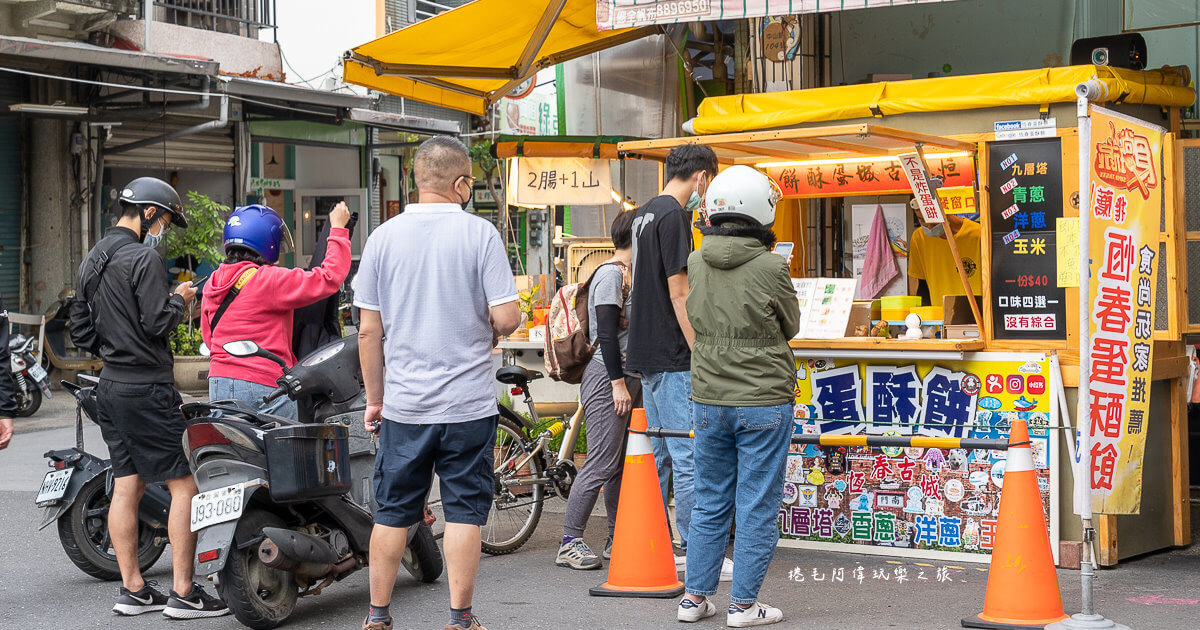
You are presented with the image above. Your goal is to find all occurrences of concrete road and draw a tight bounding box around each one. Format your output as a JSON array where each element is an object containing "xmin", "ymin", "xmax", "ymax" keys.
[{"xmin": 1, "ymin": 423, "xmax": 1197, "ymax": 629}]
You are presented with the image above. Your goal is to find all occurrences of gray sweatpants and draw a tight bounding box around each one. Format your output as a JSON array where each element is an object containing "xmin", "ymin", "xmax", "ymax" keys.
[{"xmin": 562, "ymin": 356, "xmax": 642, "ymax": 539}]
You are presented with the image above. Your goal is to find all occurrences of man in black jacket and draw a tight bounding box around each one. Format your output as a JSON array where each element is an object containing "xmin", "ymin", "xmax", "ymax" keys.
[
  {"xmin": 78, "ymin": 177, "xmax": 227, "ymax": 619},
  {"xmin": 0, "ymin": 294, "xmax": 16, "ymax": 449}
]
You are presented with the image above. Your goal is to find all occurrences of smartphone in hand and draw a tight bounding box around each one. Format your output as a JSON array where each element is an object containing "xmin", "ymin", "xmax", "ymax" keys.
[{"xmin": 773, "ymin": 242, "xmax": 795, "ymax": 259}]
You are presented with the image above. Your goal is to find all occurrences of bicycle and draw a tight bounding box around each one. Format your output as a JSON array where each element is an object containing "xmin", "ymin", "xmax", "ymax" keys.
[{"xmin": 481, "ymin": 364, "xmax": 584, "ymax": 555}]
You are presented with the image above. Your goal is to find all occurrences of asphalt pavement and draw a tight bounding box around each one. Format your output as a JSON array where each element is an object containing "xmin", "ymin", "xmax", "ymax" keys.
[{"xmin": 1, "ymin": 411, "xmax": 1197, "ymax": 629}]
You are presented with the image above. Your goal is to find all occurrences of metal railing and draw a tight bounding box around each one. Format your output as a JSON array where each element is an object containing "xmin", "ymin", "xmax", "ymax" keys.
[
  {"xmin": 414, "ymin": 0, "xmax": 464, "ymax": 22},
  {"xmin": 151, "ymin": 0, "xmax": 277, "ymax": 37}
]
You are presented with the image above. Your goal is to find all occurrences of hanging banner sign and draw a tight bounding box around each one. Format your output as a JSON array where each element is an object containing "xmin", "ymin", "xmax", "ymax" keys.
[
  {"xmin": 1085, "ymin": 106, "xmax": 1164, "ymax": 515},
  {"xmin": 597, "ymin": 0, "xmax": 964, "ymax": 30},
  {"xmin": 515, "ymin": 157, "xmax": 613, "ymax": 206},
  {"xmin": 784, "ymin": 353, "xmax": 1056, "ymax": 562},
  {"xmin": 765, "ymin": 154, "xmax": 974, "ymax": 199},
  {"xmin": 898, "ymin": 153, "xmax": 944, "ymax": 224}
]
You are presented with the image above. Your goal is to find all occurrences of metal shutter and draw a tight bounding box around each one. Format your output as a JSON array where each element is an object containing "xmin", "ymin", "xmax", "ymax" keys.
[
  {"xmin": 0, "ymin": 75, "xmax": 21, "ymax": 306},
  {"xmin": 105, "ymin": 118, "xmax": 234, "ymax": 172}
]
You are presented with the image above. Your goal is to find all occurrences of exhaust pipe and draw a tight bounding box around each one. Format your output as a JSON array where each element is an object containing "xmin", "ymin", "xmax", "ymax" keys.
[{"xmin": 257, "ymin": 527, "xmax": 358, "ymax": 579}]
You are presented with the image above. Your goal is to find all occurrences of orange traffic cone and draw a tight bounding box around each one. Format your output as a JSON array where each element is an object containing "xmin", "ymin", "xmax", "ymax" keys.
[
  {"xmin": 962, "ymin": 417, "xmax": 1068, "ymax": 629},
  {"xmin": 590, "ymin": 408, "xmax": 685, "ymax": 598}
]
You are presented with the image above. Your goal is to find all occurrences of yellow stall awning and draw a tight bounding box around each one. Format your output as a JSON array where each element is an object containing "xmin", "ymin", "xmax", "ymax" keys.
[
  {"xmin": 343, "ymin": 0, "xmax": 655, "ymax": 116},
  {"xmin": 686, "ymin": 65, "xmax": 1196, "ymax": 135}
]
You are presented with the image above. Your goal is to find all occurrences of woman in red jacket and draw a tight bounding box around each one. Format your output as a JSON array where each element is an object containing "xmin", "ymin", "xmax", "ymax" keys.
[{"xmin": 201, "ymin": 202, "xmax": 351, "ymax": 417}]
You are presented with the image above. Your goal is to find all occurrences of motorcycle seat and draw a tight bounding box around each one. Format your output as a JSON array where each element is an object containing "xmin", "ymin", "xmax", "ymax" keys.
[{"xmin": 495, "ymin": 365, "xmax": 542, "ymax": 387}]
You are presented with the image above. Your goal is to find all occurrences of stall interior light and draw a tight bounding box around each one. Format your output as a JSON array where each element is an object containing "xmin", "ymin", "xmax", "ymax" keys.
[
  {"xmin": 755, "ymin": 151, "xmax": 972, "ymax": 169},
  {"xmin": 9, "ymin": 103, "xmax": 88, "ymax": 116},
  {"xmin": 609, "ymin": 189, "xmax": 636, "ymax": 211}
]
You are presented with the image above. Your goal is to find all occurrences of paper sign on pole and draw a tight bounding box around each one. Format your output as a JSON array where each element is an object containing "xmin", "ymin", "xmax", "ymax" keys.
[
  {"xmin": 1084, "ymin": 106, "xmax": 1164, "ymax": 515},
  {"xmin": 515, "ymin": 157, "xmax": 613, "ymax": 206},
  {"xmin": 898, "ymin": 153, "xmax": 944, "ymax": 224}
]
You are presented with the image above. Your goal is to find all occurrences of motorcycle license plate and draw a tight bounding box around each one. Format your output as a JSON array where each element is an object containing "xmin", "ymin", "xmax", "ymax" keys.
[
  {"xmin": 35, "ymin": 469, "xmax": 73, "ymax": 504},
  {"xmin": 28, "ymin": 362, "xmax": 47, "ymax": 382},
  {"xmin": 190, "ymin": 483, "xmax": 244, "ymax": 532}
]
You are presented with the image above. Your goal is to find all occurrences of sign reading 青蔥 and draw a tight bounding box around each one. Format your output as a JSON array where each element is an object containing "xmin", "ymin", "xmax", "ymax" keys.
[
  {"xmin": 515, "ymin": 157, "xmax": 612, "ymax": 206},
  {"xmin": 1085, "ymin": 107, "xmax": 1163, "ymax": 515},
  {"xmin": 783, "ymin": 353, "xmax": 1056, "ymax": 561},
  {"xmin": 596, "ymin": 0, "xmax": 965, "ymax": 30},
  {"xmin": 987, "ymin": 138, "xmax": 1067, "ymax": 340},
  {"xmin": 765, "ymin": 154, "xmax": 974, "ymax": 199}
]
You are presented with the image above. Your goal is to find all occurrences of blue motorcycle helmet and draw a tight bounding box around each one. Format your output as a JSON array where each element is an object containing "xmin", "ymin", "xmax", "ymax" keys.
[{"xmin": 223, "ymin": 204, "xmax": 286, "ymax": 263}]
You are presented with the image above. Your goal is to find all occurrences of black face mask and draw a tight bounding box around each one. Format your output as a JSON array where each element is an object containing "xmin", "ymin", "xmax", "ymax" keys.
[{"xmin": 455, "ymin": 176, "xmax": 471, "ymax": 211}]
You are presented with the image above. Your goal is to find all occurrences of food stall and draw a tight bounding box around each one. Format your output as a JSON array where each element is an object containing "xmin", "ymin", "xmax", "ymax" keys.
[{"xmin": 617, "ymin": 64, "xmax": 1195, "ymax": 565}]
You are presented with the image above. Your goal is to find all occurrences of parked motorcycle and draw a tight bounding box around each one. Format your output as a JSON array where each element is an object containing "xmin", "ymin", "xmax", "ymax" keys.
[
  {"xmin": 35, "ymin": 376, "xmax": 169, "ymax": 580},
  {"xmin": 8, "ymin": 332, "xmax": 52, "ymax": 416},
  {"xmin": 185, "ymin": 336, "xmax": 443, "ymax": 630}
]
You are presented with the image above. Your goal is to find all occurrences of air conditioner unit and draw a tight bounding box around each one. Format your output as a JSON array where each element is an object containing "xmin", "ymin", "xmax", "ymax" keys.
[{"xmin": 566, "ymin": 240, "xmax": 615, "ymax": 284}]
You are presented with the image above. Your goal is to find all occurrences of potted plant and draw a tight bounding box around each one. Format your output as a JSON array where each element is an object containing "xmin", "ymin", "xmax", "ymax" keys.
[
  {"xmin": 511, "ymin": 283, "xmax": 540, "ymax": 340},
  {"xmin": 164, "ymin": 191, "xmax": 227, "ymax": 394}
]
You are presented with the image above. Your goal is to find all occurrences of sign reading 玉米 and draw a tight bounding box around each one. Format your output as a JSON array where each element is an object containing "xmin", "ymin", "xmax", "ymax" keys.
[{"xmin": 1085, "ymin": 107, "xmax": 1163, "ymax": 515}]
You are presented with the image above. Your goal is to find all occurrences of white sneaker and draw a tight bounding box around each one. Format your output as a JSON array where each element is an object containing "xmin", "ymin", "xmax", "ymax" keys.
[
  {"xmin": 677, "ymin": 597, "xmax": 718, "ymax": 623},
  {"xmin": 719, "ymin": 557, "xmax": 734, "ymax": 582},
  {"xmin": 726, "ymin": 601, "xmax": 783, "ymax": 627}
]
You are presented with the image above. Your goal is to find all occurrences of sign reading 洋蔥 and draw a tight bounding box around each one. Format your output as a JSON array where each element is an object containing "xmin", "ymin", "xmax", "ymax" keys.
[
  {"xmin": 987, "ymin": 138, "xmax": 1067, "ymax": 340},
  {"xmin": 1085, "ymin": 107, "xmax": 1163, "ymax": 515},
  {"xmin": 898, "ymin": 153, "xmax": 944, "ymax": 224},
  {"xmin": 765, "ymin": 154, "xmax": 974, "ymax": 200},
  {"xmin": 515, "ymin": 157, "xmax": 612, "ymax": 206}
]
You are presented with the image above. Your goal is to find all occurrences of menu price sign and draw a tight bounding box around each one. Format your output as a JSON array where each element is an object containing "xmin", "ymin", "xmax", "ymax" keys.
[{"xmin": 987, "ymin": 139, "xmax": 1067, "ymax": 340}]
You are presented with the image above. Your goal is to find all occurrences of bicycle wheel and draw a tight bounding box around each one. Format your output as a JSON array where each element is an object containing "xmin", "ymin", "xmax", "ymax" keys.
[{"xmin": 481, "ymin": 414, "xmax": 544, "ymax": 555}]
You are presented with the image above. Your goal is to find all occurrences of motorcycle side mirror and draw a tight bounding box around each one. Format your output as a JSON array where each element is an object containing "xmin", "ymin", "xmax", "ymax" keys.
[{"xmin": 222, "ymin": 340, "xmax": 288, "ymax": 369}]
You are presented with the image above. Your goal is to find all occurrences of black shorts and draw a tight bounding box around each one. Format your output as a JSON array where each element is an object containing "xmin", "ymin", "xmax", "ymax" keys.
[
  {"xmin": 95, "ymin": 380, "xmax": 191, "ymax": 483},
  {"xmin": 373, "ymin": 416, "xmax": 498, "ymax": 528}
]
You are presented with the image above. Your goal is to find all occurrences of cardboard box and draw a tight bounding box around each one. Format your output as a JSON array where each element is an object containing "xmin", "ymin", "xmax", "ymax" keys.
[
  {"xmin": 942, "ymin": 294, "xmax": 982, "ymax": 325},
  {"xmin": 845, "ymin": 301, "xmax": 874, "ymax": 336},
  {"xmin": 944, "ymin": 324, "xmax": 981, "ymax": 339}
]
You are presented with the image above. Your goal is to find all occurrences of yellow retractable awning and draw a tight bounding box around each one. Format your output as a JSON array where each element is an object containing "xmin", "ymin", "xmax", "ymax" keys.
[
  {"xmin": 343, "ymin": 0, "xmax": 655, "ymax": 116},
  {"xmin": 686, "ymin": 65, "xmax": 1196, "ymax": 135}
]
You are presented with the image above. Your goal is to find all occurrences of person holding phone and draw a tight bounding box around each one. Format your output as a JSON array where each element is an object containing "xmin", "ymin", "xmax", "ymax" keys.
[{"xmin": 201, "ymin": 202, "xmax": 351, "ymax": 418}]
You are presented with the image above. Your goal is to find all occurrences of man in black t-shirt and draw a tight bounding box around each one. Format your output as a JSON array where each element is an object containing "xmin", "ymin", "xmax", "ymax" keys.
[{"xmin": 627, "ymin": 144, "xmax": 718, "ymax": 559}]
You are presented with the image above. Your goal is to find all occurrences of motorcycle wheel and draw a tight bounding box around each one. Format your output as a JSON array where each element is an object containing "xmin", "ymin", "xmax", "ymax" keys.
[
  {"xmin": 401, "ymin": 521, "xmax": 443, "ymax": 584},
  {"xmin": 217, "ymin": 509, "xmax": 298, "ymax": 630},
  {"xmin": 14, "ymin": 385, "xmax": 41, "ymax": 417},
  {"xmin": 57, "ymin": 475, "xmax": 165, "ymax": 581}
]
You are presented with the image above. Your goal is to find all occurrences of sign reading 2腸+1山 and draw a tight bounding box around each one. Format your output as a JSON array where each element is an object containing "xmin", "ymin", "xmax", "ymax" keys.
[{"xmin": 780, "ymin": 354, "xmax": 1055, "ymax": 561}]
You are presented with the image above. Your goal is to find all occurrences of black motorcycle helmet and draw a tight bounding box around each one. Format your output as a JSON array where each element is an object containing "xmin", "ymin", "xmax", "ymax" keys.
[{"xmin": 119, "ymin": 177, "xmax": 188, "ymax": 229}]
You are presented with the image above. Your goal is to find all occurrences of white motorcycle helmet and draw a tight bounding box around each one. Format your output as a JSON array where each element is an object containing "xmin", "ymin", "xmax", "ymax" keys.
[{"xmin": 703, "ymin": 165, "xmax": 783, "ymax": 227}]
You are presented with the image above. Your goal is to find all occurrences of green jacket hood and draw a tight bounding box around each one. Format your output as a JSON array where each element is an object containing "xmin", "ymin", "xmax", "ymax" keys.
[{"xmin": 698, "ymin": 224, "xmax": 777, "ymax": 270}]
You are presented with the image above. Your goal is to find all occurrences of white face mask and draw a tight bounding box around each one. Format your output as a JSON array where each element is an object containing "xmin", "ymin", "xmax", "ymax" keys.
[{"xmin": 922, "ymin": 224, "xmax": 945, "ymax": 238}]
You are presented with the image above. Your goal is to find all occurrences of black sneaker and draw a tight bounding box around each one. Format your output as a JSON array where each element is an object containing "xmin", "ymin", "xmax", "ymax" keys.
[
  {"xmin": 113, "ymin": 581, "xmax": 168, "ymax": 615},
  {"xmin": 163, "ymin": 583, "xmax": 230, "ymax": 619}
]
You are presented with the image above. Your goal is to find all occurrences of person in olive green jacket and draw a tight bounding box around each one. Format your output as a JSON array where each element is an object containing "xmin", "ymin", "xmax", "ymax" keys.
[{"xmin": 676, "ymin": 165, "xmax": 799, "ymax": 628}]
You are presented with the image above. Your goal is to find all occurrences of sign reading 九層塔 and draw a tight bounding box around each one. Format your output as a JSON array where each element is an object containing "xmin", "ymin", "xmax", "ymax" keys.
[{"xmin": 1085, "ymin": 106, "xmax": 1163, "ymax": 515}]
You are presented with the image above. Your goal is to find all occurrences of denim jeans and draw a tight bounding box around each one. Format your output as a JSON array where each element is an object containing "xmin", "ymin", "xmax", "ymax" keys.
[
  {"xmin": 641, "ymin": 370, "xmax": 694, "ymax": 551},
  {"xmin": 686, "ymin": 402, "xmax": 792, "ymax": 604},
  {"xmin": 209, "ymin": 376, "xmax": 297, "ymax": 419}
]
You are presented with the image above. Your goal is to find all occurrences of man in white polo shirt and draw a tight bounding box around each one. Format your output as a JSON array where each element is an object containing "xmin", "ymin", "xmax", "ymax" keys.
[{"xmin": 354, "ymin": 136, "xmax": 520, "ymax": 630}]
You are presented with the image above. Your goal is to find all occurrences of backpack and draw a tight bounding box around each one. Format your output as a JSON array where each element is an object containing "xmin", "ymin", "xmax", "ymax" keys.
[
  {"xmin": 544, "ymin": 261, "xmax": 628, "ymax": 383},
  {"xmin": 69, "ymin": 238, "xmax": 136, "ymax": 355}
]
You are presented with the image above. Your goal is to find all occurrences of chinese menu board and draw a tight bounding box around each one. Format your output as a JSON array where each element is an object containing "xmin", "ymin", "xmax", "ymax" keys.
[
  {"xmin": 1084, "ymin": 107, "xmax": 1163, "ymax": 515},
  {"xmin": 988, "ymin": 139, "xmax": 1067, "ymax": 340},
  {"xmin": 513, "ymin": 157, "xmax": 612, "ymax": 206},
  {"xmin": 781, "ymin": 354, "xmax": 1056, "ymax": 561},
  {"xmin": 766, "ymin": 154, "xmax": 975, "ymax": 198}
]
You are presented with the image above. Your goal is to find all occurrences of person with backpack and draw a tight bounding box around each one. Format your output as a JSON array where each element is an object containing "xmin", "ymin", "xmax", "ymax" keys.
[
  {"xmin": 73, "ymin": 177, "xmax": 229, "ymax": 619},
  {"xmin": 674, "ymin": 166, "xmax": 799, "ymax": 627},
  {"xmin": 200, "ymin": 202, "xmax": 351, "ymax": 418},
  {"xmin": 554, "ymin": 210, "xmax": 642, "ymax": 570}
]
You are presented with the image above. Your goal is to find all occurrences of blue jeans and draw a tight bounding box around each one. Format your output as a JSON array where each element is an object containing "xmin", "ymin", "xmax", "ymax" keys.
[
  {"xmin": 209, "ymin": 376, "xmax": 297, "ymax": 419},
  {"xmin": 686, "ymin": 402, "xmax": 792, "ymax": 604},
  {"xmin": 641, "ymin": 370, "xmax": 694, "ymax": 551}
]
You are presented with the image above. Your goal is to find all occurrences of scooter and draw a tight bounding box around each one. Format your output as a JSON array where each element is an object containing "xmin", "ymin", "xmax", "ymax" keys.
[
  {"xmin": 185, "ymin": 336, "xmax": 443, "ymax": 630},
  {"xmin": 8, "ymin": 332, "xmax": 52, "ymax": 416},
  {"xmin": 35, "ymin": 375, "xmax": 170, "ymax": 580}
]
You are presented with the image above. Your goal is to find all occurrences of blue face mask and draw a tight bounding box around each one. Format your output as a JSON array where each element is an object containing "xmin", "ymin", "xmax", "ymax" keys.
[
  {"xmin": 684, "ymin": 191, "xmax": 702, "ymax": 213},
  {"xmin": 922, "ymin": 224, "xmax": 945, "ymax": 238},
  {"xmin": 143, "ymin": 218, "xmax": 166, "ymax": 248}
]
